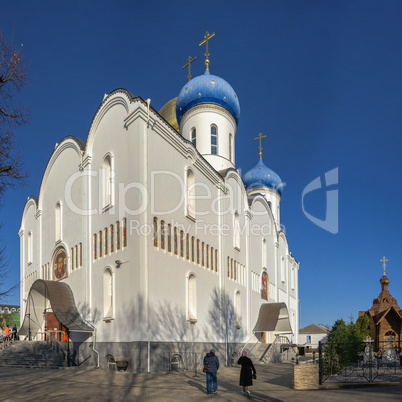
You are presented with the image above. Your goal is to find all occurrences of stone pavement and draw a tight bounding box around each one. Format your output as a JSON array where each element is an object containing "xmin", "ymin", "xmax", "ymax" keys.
[{"xmin": 0, "ymin": 362, "xmax": 401, "ymax": 401}]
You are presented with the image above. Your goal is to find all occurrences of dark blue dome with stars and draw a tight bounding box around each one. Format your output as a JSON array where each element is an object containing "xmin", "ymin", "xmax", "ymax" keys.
[
  {"xmin": 176, "ymin": 70, "xmax": 240, "ymax": 124},
  {"xmin": 242, "ymin": 159, "xmax": 284, "ymax": 196}
]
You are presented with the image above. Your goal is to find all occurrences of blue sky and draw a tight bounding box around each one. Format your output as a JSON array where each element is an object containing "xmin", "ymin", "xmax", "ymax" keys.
[{"xmin": 1, "ymin": 0, "xmax": 401, "ymax": 329}]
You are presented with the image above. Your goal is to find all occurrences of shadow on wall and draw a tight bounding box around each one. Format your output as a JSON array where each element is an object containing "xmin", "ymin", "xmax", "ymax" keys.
[{"xmin": 74, "ymin": 287, "xmax": 245, "ymax": 370}]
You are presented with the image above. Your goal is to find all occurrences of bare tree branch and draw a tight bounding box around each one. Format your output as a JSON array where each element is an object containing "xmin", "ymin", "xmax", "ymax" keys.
[{"xmin": 0, "ymin": 32, "xmax": 30, "ymax": 298}]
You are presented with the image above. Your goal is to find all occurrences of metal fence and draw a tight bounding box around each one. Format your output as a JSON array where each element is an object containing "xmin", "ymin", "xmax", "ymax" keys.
[{"xmin": 319, "ymin": 339, "xmax": 402, "ymax": 384}]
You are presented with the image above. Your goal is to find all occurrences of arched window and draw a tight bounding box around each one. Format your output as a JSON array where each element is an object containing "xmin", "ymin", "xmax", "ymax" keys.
[
  {"xmin": 75, "ymin": 245, "xmax": 78, "ymax": 269},
  {"xmin": 210, "ymin": 247, "xmax": 214, "ymax": 271},
  {"xmin": 174, "ymin": 228, "xmax": 178, "ymax": 255},
  {"xmin": 191, "ymin": 128, "xmax": 196, "ymax": 147},
  {"xmin": 153, "ymin": 217, "xmax": 158, "ymax": 247},
  {"xmin": 102, "ymin": 155, "xmax": 112, "ymax": 208},
  {"xmin": 168, "ymin": 224, "xmax": 172, "ymax": 253},
  {"xmin": 161, "ymin": 221, "xmax": 166, "ymax": 250},
  {"xmin": 122, "ymin": 218, "xmax": 127, "ymax": 248},
  {"xmin": 206, "ymin": 245, "xmax": 210, "ymax": 268},
  {"xmin": 261, "ymin": 272, "xmax": 268, "ymax": 300},
  {"xmin": 229, "ymin": 133, "xmax": 233, "ymax": 162},
  {"xmin": 104, "ymin": 228, "xmax": 108, "ymax": 255},
  {"xmin": 188, "ymin": 274, "xmax": 197, "ymax": 321},
  {"xmin": 202, "ymin": 242, "xmax": 205, "ymax": 266},
  {"xmin": 99, "ymin": 231, "xmax": 102, "ymax": 258},
  {"xmin": 103, "ymin": 269, "xmax": 113, "ymax": 319},
  {"xmin": 211, "ymin": 125, "xmax": 217, "ymax": 154},
  {"xmin": 197, "ymin": 239, "xmax": 200, "ymax": 264},
  {"xmin": 93, "ymin": 234, "xmax": 97, "ymax": 260},
  {"xmin": 262, "ymin": 238, "xmax": 267, "ymax": 269},
  {"xmin": 79, "ymin": 243, "xmax": 82, "ymax": 266},
  {"xmin": 281, "ymin": 257, "xmax": 285, "ymax": 282},
  {"xmin": 186, "ymin": 169, "xmax": 196, "ymax": 218},
  {"xmin": 215, "ymin": 249, "xmax": 218, "ymax": 272},
  {"xmin": 71, "ymin": 247, "xmax": 74, "ymax": 270},
  {"xmin": 227, "ymin": 257, "xmax": 230, "ymax": 277},
  {"xmin": 291, "ymin": 267, "xmax": 295, "ymax": 290},
  {"xmin": 27, "ymin": 232, "xmax": 33, "ymax": 264},
  {"xmin": 191, "ymin": 236, "xmax": 195, "ymax": 262},
  {"xmin": 180, "ymin": 230, "xmax": 184, "ymax": 258},
  {"xmin": 235, "ymin": 291, "xmax": 241, "ymax": 327},
  {"xmin": 234, "ymin": 212, "xmax": 240, "ymax": 249},
  {"xmin": 186, "ymin": 234, "xmax": 189, "ymax": 260},
  {"xmin": 110, "ymin": 225, "xmax": 114, "ymax": 253},
  {"xmin": 116, "ymin": 221, "xmax": 120, "ymax": 250},
  {"xmin": 55, "ymin": 202, "xmax": 61, "ymax": 241}
]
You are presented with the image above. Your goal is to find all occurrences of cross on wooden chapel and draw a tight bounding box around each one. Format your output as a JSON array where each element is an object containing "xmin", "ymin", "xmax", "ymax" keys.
[{"xmin": 381, "ymin": 256, "xmax": 388, "ymax": 275}]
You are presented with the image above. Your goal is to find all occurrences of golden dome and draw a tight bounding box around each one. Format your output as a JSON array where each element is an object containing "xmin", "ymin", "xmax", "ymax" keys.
[{"xmin": 159, "ymin": 97, "xmax": 179, "ymax": 132}]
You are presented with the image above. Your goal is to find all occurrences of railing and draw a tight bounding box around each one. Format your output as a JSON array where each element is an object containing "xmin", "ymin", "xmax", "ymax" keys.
[
  {"xmin": 0, "ymin": 331, "xmax": 17, "ymax": 349},
  {"xmin": 45, "ymin": 331, "xmax": 71, "ymax": 367},
  {"xmin": 319, "ymin": 339, "xmax": 402, "ymax": 384}
]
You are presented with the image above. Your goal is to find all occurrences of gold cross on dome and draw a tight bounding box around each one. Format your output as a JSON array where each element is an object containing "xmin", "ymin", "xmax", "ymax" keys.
[
  {"xmin": 380, "ymin": 256, "xmax": 388, "ymax": 275},
  {"xmin": 183, "ymin": 56, "xmax": 197, "ymax": 82},
  {"xmin": 199, "ymin": 31, "xmax": 215, "ymax": 71},
  {"xmin": 254, "ymin": 132, "xmax": 267, "ymax": 160}
]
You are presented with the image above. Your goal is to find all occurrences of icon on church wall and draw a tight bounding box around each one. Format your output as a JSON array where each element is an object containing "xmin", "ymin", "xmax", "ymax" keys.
[{"xmin": 53, "ymin": 247, "xmax": 68, "ymax": 281}]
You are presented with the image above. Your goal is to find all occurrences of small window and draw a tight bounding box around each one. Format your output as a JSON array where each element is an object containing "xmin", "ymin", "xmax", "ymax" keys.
[
  {"xmin": 306, "ymin": 335, "xmax": 311, "ymax": 344},
  {"xmin": 215, "ymin": 249, "xmax": 218, "ymax": 272},
  {"xmin": 104, "ymin": 228, "xmax": 108, "ymax": 255},
  {"xmin": 110, "ymin": 225, "xmax": 114, "ymax": 253},
  {"xmin": 168, "ymin": 224, "xmax": 172, "ymax": 253},
  {"xmin": 79, "ymin": 243, "xmax": 82, "ymax": 266},
  {"xmin": 174, "ymin": 227, "xmax": 178, "ymax": 255},
  {"xmin": 102, "ymin": 155, "xmax": 113, "ymax": 208},
  {"xmin": 116, "ymin": 221, "xmax": 121, "ymax": 250},
  {"xmin": 180, "ymin": 230, "xmax": 184, "ymax": 258},
  {"xmin": 211, "ymin": 125, "xmax": 217, "ymax": 155},
  {"xmin": 234, "ymin": 212, "xmax": 240, "ymax": 249},
  {"xmin": 161, "ymin": 221, "xmax": 166, "ymax": 250},
  {"xmin": 229, "ymin": 133, "xmax": 233, "ymax": 162},
  {"xmin": 153, "ymin": 217, "xmax": 158, "ymax": 248},
  {"xmin": 197, "ymin": 239, "xmax": 200, "ymax": 264},
  {"xmin": 191, "ymin": 128, "xmax": 196, "ymax": 147},
  {"xmin": 186, "ymin": 234, "xmax": 190, "ymax": 260},
  {"xmin": 191, "ymin": 236, "xmax": 195, "ymax": 262},
  {"xmin": 99, "ymin": 231, "xmax": 102, "ymax": 258},
  {"xmin": 71, "ymin": 247, "xmax": 74, "ymax": 270},
  {"xmin": 103, "ymin": 268, "xmax": 113, "ymax": 319},
  {"xmin": 55, "ymin": 202, "xmax": 62, "ymax": 242},
  {"xmin": 122, "ymin": 218, "xmax": 127, "ymax": 248},
  {"xmin": 93, "ymin": 235, "xmax": 97, "ymax": 260},
  {"xmin": 186, "ymin": 169, "xmax": 196, "ymax": 218},
  {"xmin": 188, "ymin": 274, "xmax": 197, "ymax": 321},
  {"xmin": 261, "ymin": 272, "xmax": 268, "ymax": 300}
]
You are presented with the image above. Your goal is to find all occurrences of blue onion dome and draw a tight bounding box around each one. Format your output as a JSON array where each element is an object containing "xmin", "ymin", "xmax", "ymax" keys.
[
  {"xmin": 242, "ymin": 159, "xmax": 284, "ymax": 196},
  {"xmin": 176, "ymin": 70, "xmax": 240, "ymax": 124}
]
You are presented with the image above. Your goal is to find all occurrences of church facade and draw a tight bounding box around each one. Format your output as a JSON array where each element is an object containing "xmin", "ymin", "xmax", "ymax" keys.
[{"xmin": 19, "ymin": 41, "xmax": 299, "ymax": 372}]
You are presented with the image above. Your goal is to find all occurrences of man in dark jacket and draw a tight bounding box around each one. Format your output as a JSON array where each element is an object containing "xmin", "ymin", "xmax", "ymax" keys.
[{"xmin": 203, "ymin": 349, "xmax": 219, "ymax": 395}]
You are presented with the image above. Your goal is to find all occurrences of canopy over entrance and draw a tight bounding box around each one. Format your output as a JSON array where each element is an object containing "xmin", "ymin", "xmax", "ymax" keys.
[
  {"xmin": 19, "ymin": 279, "xmax": 93, "ymax": 336},
  {"xmin": 253, "ymin": 302, "xmax": 293, "ymax": 334}
]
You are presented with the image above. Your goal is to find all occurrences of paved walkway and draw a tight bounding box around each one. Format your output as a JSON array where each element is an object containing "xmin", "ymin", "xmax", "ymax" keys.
[{"xmin": 1, "ymin": 362, "xmax": 401, "ymax": 401}]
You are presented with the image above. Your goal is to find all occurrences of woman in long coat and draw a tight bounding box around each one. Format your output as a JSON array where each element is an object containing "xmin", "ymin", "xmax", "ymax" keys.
[{"xmin": 237, "ymin": 352, "xmax": 256, "ymax": 395}]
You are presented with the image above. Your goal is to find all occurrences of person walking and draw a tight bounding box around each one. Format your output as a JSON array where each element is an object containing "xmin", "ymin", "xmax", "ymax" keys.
[
  {"xmin": 4, "ymin": 324, "xmax": 10, "ymax": 336},
  {"xmin": 203, "ymin": 349, "xmax": 219, "ymax": 395},
  {"xmin": 12, "ymin": 324, "xmax": 17, "ymax": 340},
  {"xmin": 238, "ymin": 351, "xmax": 256, "ymax": 395}
]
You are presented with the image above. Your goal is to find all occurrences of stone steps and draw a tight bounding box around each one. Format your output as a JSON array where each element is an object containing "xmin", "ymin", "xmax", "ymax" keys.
[{"xmin": 0, "ymin": 340, "xmax": 67, "ymax": 368}]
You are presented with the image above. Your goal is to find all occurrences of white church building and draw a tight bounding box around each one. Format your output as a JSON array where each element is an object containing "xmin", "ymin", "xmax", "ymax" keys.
[{"xmin": 19, "ymin": 38, "xmax": 299, "ymax": 372}]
